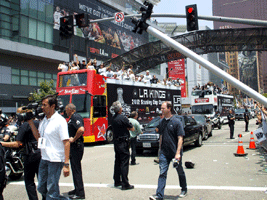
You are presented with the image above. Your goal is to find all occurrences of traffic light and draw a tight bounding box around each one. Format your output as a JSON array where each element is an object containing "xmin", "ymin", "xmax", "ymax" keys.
[
  {"xmin": 185, "ymin": 4, "xmax": 199, "ymax": 31},
  {"xmin": 75, "ymin": 13, "xmax": 89, "ymax": 28},
  {"xmin": 59, "ymin": 16, "xmax": 74, "ymax": 40}
]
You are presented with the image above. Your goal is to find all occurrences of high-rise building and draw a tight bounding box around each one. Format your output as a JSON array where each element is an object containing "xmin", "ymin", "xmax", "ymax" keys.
[{"xmin": 213, "ymin": 0, "xmax": 267, "ymax": 95}]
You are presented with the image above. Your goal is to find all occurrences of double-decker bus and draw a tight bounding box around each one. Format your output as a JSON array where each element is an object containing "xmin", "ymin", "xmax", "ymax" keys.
[
  {"xmin": 56, "ymin": 69, "xmax": 181, "ymax": 143},
  {"xmin": 191, "ymin": 89, "xmax": 233, "ymax": 123}
]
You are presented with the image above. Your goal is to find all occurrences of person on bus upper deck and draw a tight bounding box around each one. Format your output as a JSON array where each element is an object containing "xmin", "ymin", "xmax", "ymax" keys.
[
  {"xmin": 106, "ymin": 67, "xmax": 114, "ymax": 78},
  {"xmin": 129, "ymin": 70, "xmax": 135, "ymax": 82},
  {"xmin": 143, "ymin": 70, "xmax": 152, "ymax": 83},
  {"xmin": 98, "ymin": 63, "xmax": 107, "ymax": 76},
  {"xmin": 138, "ymin": 74, "xmax": 144, "ymax": 82},
  {"xmin": 58, "ymin": 62, "xmax": 68, "ymax": 72},
  {"xmin": 86, "ymin": 60, "xmax": 95, "ymax": 70},
  {"xmin": 74, "ymin": 54, "xmax": 86, "ymax": 70},
  {"xmin": 127, "ymin": 65, "xmax": 133, "ymax": 75},
  {"xmin": 151, "ymin": 75, "xmax": 158, "ymax": 84},
  {"xmin": 111, "ymin": 101, "xmax": 135, "ymax": 191}
]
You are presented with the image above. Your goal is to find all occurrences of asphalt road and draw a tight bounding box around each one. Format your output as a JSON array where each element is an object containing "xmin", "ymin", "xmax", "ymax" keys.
[{"xmin": 4, "ymin": 118, "xmax": 267, "ymax": 200}]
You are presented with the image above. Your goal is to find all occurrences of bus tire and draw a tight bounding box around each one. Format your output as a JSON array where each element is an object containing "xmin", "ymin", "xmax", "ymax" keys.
[{"xmin": 106, "ymin": 128, "xmax": 114, "ymax": 143}]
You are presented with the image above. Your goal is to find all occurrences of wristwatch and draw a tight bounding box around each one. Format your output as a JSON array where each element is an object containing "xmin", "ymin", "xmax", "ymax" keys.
[{"xmin": 64, "ymin": 163, "xmax": 69, "ymax": 167}]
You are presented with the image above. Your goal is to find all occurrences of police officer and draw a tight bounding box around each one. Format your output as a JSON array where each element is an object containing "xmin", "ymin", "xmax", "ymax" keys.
[
  {"xmin": 1, "ymin": 107, "xmax": 42, "ymax": 200},
  {"xmin": 244, "ymin": 108, "xmax": 250, "ymax": 132},
  {"xmin": 227, "ymin": 109, "xmax": 235, "ymax": 139},
  {"xmin": 111, "ymin": 101, "xmax": 135, "ymax": 190},
  {"xmin": 65, "ymin": 103, "xmax": 85, "ymax": 199}
]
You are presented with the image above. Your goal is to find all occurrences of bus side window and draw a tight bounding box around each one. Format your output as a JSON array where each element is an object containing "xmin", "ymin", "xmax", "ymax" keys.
[{"xmin": 93, "ymin": 95, "xmax": 106, "ymax": 118}]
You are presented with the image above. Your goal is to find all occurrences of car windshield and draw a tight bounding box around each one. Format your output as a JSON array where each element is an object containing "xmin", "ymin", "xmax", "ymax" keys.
[
  {"xmin": 192, "ymin": 115, "xmax": 205, "ymax": 124},
  {"xmin": 146, "ymin": 117, "xmax": 161, "ymax": 128},
  {"xmin": 235, "ymin": 109, "xmax": 245, "ymax": 113}
]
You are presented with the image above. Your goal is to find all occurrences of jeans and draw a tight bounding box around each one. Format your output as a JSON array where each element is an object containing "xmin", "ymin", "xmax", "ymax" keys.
[
  {"xmin": 130, "ymin": 137, "xmax": 137, "ymax": 164},
  {"xmin": 38, "ymin": 159, "xmax": 68, "ymax": 200},
  {"xmin": 156, "ymin": 153, "xmax": 187, "ymax": 198}
]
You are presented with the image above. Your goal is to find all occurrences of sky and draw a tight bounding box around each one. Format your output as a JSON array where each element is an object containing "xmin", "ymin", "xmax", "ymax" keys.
[{"xmin": 153, "ymin": 0, "xmax": 214, "ymax": 29}]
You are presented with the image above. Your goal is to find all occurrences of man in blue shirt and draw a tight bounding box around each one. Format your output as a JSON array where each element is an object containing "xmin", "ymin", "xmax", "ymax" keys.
[{"xmin": 150, "ymin": 101, "xmax": 187, "ymax": 200}]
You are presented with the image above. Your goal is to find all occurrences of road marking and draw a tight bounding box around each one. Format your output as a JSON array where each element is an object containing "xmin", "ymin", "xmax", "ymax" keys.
[{"xmin": 9, "ymin": 182, "xmax": 266, "ymax": 191}]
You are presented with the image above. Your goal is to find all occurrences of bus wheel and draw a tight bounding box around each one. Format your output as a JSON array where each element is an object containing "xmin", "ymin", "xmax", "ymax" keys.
[{"xmin": 106, "ymin": 129, "xmax": 114, "ymax": 143}]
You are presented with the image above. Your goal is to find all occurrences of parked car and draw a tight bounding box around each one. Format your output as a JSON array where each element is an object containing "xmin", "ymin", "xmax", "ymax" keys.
[
  {"xmin": 136, "ymin": 115, "xmax": 203, "ymax": 153},
  {"xmin": 191, "ymin": 114, "xmax": 212, "ymax": 140},
  {"xmin": 235, "ymin": 108, "xmax": 246, "ymax": 120}
]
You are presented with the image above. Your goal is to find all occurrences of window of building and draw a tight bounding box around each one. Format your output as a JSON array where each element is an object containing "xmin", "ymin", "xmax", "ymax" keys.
[{"xmin": 11, "ymin": 68, "xmax": 56, "ymax": 87}]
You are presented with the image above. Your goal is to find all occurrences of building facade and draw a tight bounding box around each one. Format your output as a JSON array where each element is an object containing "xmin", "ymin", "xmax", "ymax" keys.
[
  {"xmin": 213, "ymin": 0, "xmax": 267, "ymax": 95},
  {"xmin": 0, "ymin": 0, "xmax": 148, "ymax": 114}
]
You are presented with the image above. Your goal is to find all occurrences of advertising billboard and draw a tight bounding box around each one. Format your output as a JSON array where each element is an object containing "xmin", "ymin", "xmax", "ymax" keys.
[
  {"xmin": 168, "ymin": 59, "xmax": 187, "ymax": 97},
  {"xmin": 53, "ymin": 0, "xmax": 148, "ymax": 59}
]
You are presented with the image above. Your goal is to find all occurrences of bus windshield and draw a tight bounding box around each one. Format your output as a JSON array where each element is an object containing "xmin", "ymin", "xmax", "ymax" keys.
[
  {"xmin": 58, "ymin": 95, "xmax": 70, "ymax": 108},
  {"xmin": 71, "ymin": 94, "xmax": 91, "ymax": 118},
  {"xmin": 192, "ymin": 105, "xmax": 213, "ymax": 114},
  {"xmin": 58, "ymin": 73, "xmax": 87, "ymax": 87}
]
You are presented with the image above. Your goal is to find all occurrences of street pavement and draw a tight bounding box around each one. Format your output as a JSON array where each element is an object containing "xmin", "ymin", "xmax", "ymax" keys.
[{"xmin": 4, "ymin": 118, "xmax": 267, "ymax": 200}]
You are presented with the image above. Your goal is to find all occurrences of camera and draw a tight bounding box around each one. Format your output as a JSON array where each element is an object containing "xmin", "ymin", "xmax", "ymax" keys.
[
  {"xmin": 17, "ymin": 102, "xmax": 44, "ymax": 122},
  {"xmin": 172, "ymin": 158, "xmax": 179, "ymax": 168},
  {"xmin": 17, "ymin": 96, "xmax": 65, "ymax": 122}
]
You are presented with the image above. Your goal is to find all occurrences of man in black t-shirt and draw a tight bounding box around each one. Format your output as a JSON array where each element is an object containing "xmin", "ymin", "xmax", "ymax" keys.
[
  {"xmin": 65, "ymin": 103, "xmax": 85, "ymax": 199},
  {"xmin": 1, "ymin": 107, "xmax": 41, "ymax": 200},
  {"xmin": 150, "ymin": 102, "xmax": 187, "ymax": 200},
  {"xmin": 110, "ymin": 101, "xmax": 134, "ymax": 190}
]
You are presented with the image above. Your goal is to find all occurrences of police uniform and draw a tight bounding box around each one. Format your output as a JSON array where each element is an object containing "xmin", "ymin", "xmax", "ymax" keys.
[
  {"xmin": 16, "ymin": 121, "xmax": 41, "ymax": 200},
  {"xmin": 68, "ymin": 113, "xmax": 85, "ymax": 198},
  {"xmin": 227, "ymin": 113, "xmax": 235, "ymax": 139},
  {"xmin": 111, "ymin": 113, "xmax": 133, "ymax": 189}
]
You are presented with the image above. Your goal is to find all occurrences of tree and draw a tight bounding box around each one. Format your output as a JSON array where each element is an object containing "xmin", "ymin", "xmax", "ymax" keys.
[{"xmin": 28, "ymin": 80, "xmax": 56, "ymax": 102}]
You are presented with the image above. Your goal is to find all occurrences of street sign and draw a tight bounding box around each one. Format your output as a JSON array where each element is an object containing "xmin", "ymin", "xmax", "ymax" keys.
[{"xmin": 115, "ymin": 12, "xmax": 124, "ymax": 23}]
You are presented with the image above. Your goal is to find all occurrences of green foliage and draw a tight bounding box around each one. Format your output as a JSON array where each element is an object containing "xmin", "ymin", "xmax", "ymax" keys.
[
  {"xmin": 263, "ymin": 93, "xmax": 267, "ymax": 98},
  {"xmin": 28, "ymin": 80, "xmax": 56, "ymax": 102}
]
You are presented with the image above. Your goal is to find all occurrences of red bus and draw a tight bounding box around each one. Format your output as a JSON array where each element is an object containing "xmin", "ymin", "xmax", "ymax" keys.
[{"xmin": 56, "ymin": 69, "xmax": 181, "ymax": 143}]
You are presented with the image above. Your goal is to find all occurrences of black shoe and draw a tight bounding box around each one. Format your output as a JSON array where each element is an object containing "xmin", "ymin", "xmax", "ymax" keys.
[
  {"xmin": 154, "ymin": 158, "xmax": 159, "ymax": 164},
  {"xmin": 69, "ymin": 195, "xmax": 85, "ymax": 199},
  {"xmin": 121, "ymin": 185, "xmax": 134, "ymax": 190},
  {"xmin": 68, "ymin": 190, "xmax": 76, "ymax": 195},
  {"xmin": 230, "ymin": 137, "xmax": 235, "ymax": 139},
  {"xmin": 114, "ymin": 182, "xmax": 122, "ymax": 187},
  {"xmin": 130, "ymin": 162, "xmax": 136, "ymax": 165},
  {"xmin": 178, "ymin": 190, "xmax": 187, "ymax": 198}
]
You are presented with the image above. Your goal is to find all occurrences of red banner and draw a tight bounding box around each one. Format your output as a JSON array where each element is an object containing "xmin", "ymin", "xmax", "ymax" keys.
[{"xmin": 168, "ymin": 59, "xmax": 186, "ymax": 97}]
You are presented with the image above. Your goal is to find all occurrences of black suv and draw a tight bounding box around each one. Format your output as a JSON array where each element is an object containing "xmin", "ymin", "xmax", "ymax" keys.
[
  {"xmin": 136, "ymin": 115, "xmax": 203, "ymax": 153},
  {"xmin": 191, "ymin": 114, "xmax": 212, "ymax": 140}
]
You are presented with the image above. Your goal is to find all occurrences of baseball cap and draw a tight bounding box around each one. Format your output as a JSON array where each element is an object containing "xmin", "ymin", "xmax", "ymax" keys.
[
  {"xmin": 146, "ymin": 70, "xmax": 149, "ymax": 73},
  {"xmin": 82, "ymin": 59, "xmax": 86, "ymax": 62}
]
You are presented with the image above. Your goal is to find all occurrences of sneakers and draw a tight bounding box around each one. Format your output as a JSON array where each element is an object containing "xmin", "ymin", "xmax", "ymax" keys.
[
  {"xmin": 149, "ymin": 195, "xmax": 163, "ymax": 200},
  {"xmin": 178, "ymin": 190, "xmax": 187, "ymax": 198}
]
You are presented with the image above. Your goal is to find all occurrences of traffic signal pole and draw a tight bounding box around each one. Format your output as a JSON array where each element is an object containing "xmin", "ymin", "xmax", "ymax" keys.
[{"xmin": 145, "ymin": 25, "xmax": 267, "ymax": 106}]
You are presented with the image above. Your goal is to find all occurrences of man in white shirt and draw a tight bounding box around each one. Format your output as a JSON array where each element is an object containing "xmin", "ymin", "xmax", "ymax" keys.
[
  {"xmin": 143, "ymin": 70, "xmax": 152, "ymax": 83},
  {"xmin": 98, "ymin": 63, "xmax": 107, "ymax": 76},
  {"xmin": 58, "ymin": 62, "xmax": 68, "ymax": 72},
  {"xmin": 28, "ymin": 95, "xmax": 70, "ymax": 199}
]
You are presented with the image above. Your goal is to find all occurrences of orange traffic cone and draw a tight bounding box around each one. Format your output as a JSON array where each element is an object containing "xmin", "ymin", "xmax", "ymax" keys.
[
  {"xmin": 234, "ymin": 134, "xmax": 248, "ymax": 157},
  {"xmin": 248, "ymin": 131, "xmax": 256, "ymax": 149}
]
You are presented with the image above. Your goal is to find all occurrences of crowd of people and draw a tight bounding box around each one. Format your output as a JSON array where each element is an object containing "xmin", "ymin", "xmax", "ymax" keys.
[
  {"xmin": 192, "ymin": 82, "xmax": 226, "ymax": 94},
  {"xmin": 58, "ymin": 55, "xmax": 184, "ymax": 87}
]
